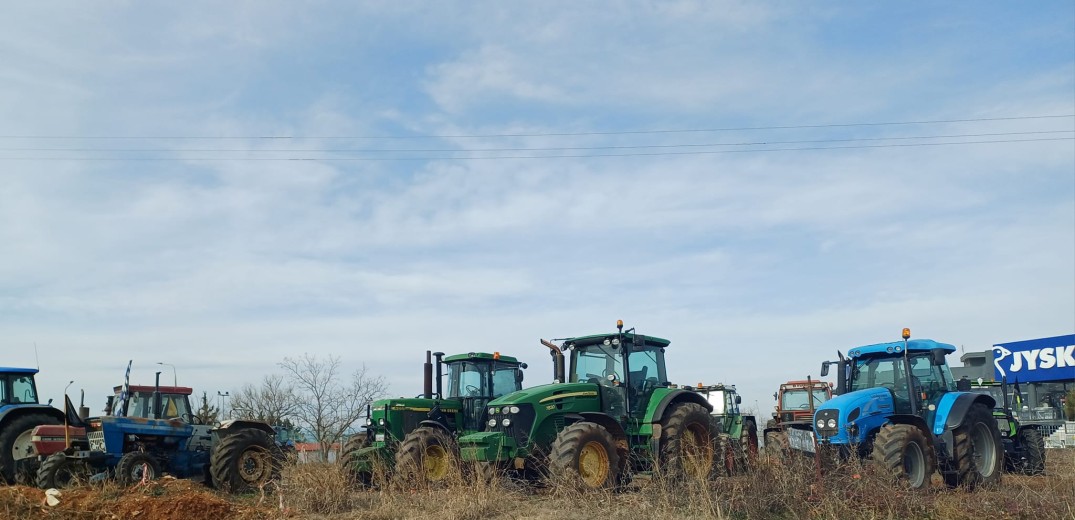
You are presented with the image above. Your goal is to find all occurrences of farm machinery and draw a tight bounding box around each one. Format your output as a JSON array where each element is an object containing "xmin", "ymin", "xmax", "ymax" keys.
[
  {"xmin": 763, "ymin": 378, "xmax": 832, "ymax": 460},
  {"xmin": 0, "ymin": 367, "xmax": 68, "ymax": 484},
  {"xmin": 965, "ymin": 380, "xmax": 1046, "ymax": 475},
  {"xmin": 808, "ymin": 329, "xmax": 1002, "ymax": 489},
  {"xmin": 343, "ymin": 350, "xmax": 527, "ymax": 486},
  {"xmin": 458, "ymin": 321, "xmax": 717, "ymax": 490},
  {"xmin": 31, "ymin": 370, "xmax": 282, "ymax": 493},
  {"xmin": 688, "ymin": 383, "xmax": 758, "ymax": 475}
]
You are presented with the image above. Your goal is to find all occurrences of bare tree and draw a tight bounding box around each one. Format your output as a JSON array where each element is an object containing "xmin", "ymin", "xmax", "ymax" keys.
[
  {"xmin": 228, "ymin": 374, "xmax": 300, "ymax": 425},
  {"xmin": 193, "ymin": 391, "xmax": 219, "ymax": 424},
  {"xmin": 280, "ymin": 353, "xmax": 386, "ymax": 460}
]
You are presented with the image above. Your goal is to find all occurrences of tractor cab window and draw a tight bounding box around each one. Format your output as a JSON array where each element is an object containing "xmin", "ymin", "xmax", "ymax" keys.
[
  {"xmin": 447, "ymin": 361, "xmax": 488, "ymax": 398},
  {"xmin": 0, "ymin": 375, "xmax": 8, "ymax": 403},
  {"xmin": 490, "ymin": 362, "xmax": 523, "ymax": 398},
  {"xmin": 705, "ymin": 390, "xmax": 727, "ymax": 415},
  {"xmin": 11, "ymin": 376, "xmax": 37, "ymax": 404},
  {"xmin": 626, "ymin": 348, "xmax": 665, "ymax": 412},
  {"xmin": 908, "ymin": 354, "xmax": 955, "ymax": 402},
  {"xmin": 159, "ymin": 394, "xmax": 193, "ymax": 420},
  {"xmin": 781, "ymin": 389, "xmax": 830, "ymax": 411},
  {"xmin": 570, "ymin": 346, "xmax": 624, "ymax": 384},
  {"xmin": 849, "ymin": 357, "xmax": 904, "ymax": 393}
]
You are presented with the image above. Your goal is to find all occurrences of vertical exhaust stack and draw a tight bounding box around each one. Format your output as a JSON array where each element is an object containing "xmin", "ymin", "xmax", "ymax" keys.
[
  {"xmin": 79, "ymin": 389, "xmax": 89, "ymax": 420},
  {"xmin": 541, "ymin": 340, "xmax": 566, "ymax": 383},
  {"xmin": 152, "ymin": 371, "xmax": 162, "ymax": 419},
  {"xmin": 423, "ymin": 351, "xmax": 434, "ymax": 399},
  {"xmin": 433, "ymin": 352, "xmax": 445, "ymax": 398}
]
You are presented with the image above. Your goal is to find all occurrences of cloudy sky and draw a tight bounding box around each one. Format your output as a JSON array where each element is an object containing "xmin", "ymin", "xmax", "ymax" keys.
[{"xmin": 2, "ymin": 2, "xmax": 1073, "ymax": 418}]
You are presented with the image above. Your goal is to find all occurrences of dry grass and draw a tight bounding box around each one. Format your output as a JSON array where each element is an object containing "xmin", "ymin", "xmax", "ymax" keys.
[{"xmin": 3, "ymin": 449, "xmax": 1072, "ymax": 519}]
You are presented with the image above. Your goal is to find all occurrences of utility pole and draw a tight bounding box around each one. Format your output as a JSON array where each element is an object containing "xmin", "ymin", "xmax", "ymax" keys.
[
  {"xmin": 217, "ymin": 391, "xmax": 230, "ymax": 419},
  {"xmin": 157, "ymin": 362, "xmax": 177, "ymax": 387}
]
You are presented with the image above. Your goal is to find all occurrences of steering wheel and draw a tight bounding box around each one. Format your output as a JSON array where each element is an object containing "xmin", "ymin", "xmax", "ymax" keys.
[
  {"xmin": 798, "ymin": 404, "xmax": 810, "ymax": 410},
  {"xmin": 465, "ymin": 384, "xmax": 480, "ymax": 396}
]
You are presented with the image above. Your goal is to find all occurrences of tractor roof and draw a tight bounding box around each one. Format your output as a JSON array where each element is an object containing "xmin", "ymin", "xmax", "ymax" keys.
[
  {"xmin": 442, "ymin": 352, "xmax": 522, "ymax": 364},
  {"xmin": 782, "ymin": 380, "xmax": 831, "ymax": 389},
  {"xmin": 0, "ymin": 367, "xmax": 38, "ymax": 374},
  {"xmin": 848, "ymin": 339, "xmax": 956, "ymax": 358},
  {"xmin": 562, "ymin": 333, "xmax": 670, "ymax": 349},
  {"xmin": 112, "ymin": 385, "xmax": 194, "ymax": 395}
]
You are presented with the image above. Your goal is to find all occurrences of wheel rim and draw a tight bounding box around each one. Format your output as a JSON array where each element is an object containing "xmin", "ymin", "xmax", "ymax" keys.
[
  {"xmin": 238, "ymin": 448, "xmax": 270, "ymax": 483},
  {"xmin": 970, "ymin": 423, "xmax": 997, "ymax": 477},
  {"xmin": 12, "ymin": 430, "xmax": 34, "ymax": 460},
  {"xmin": 681, "ymin": 423, "xmax": 712, "ymax": 478},
  {"xmin": 577, "ymin": 441, "xmax": 610, "ymax": 487},
  {"xmin": 424, "ymin": 444, "xmax": 450, "ymax": 481},
  {"xmin": 903, "ymin": 441, "xmax": 926, "ymax": 488}
]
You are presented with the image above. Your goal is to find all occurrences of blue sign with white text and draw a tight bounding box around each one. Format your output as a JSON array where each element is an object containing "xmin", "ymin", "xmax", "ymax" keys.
[{"xmin": 993, "ymin": 334, "xmax": 1075, "ymax": 384}]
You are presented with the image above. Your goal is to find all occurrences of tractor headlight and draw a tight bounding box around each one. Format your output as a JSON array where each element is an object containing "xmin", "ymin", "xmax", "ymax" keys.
[
  {"xmin": 488, "ymin": 407, "xmax": 497, "ymax": 415},
  {"xmin": 365, "ymin": 418, "xmax": 373, "ymax": 426},
  {"xmin": 507, "ymin": 406, "xmax": 520, "ymax": 414},
  {"xmin": 816, "ymin": 419, "xmax": 825, "ymax": 429},
  {"xmin": 378, "ymin": 418, "xmax": 386, "ymax": 426},
  {"xmin": 826, "ymin": 419, "xmax": 837, "ymax": 429},
  {"xmin": 502, "ymin": 418, "xmax": 512, "ymax": 427},
  {"xmin": 488, "ymin": 418, "xmax": 498, "ymax": 428}
]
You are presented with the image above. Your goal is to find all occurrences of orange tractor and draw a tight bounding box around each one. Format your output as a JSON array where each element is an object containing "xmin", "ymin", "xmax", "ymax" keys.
[{"xmin": 763, "ymin": 378, "xmax": 832, "ymax": 459}]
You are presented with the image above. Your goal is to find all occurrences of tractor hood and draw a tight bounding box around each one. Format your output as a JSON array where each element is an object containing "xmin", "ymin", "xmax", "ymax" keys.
[
  {"xmin": 485, "ymin": 382, "xmax": 598, "ymax": 407},
  {"xmin": 813, "ymin": 388, "xmax": 894, "ymax": 445}
]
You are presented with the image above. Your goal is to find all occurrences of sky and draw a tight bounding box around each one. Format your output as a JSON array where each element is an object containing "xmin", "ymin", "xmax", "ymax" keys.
[{"xmin": 1, "ymin": 2, "xmax": 1073, "ymax": 421}]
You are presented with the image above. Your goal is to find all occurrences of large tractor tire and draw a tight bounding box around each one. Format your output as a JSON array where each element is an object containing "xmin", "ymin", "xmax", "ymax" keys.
[
  {"xmin": 395, "ymin": 427, "xmax": 459, "ymax": 486},
  {"xmin": 872, "ymin": 423, "xmax": 936, "ymax": 489},
  {"xmin": 341, "ymin": 435, "xmax": 374, "ymax": 488},
  {"xmin": 116, "ymin": 452, "xmax": 163, "ymax": 485},
  {"xmin": 944, "ymin": 403, "xmax": 1003, "ymax": 489},
  {"xmin": 659, "ymin": 402, "xmax": 714, "ymax": 480},
  {"xmin": 548, "ymin": 422, "xmax": 620, "ymax": 490},
  {"xmin": 1016, "ymin": 428, "xmax": 1046, "ymax": 476},
  {"xmin": 36, "ymin": 453, "xmax": 90, "ymax": 489},
  {"xmin": 0, "ymin": 413, "xmax": 63, "ymax": 484},
  {"xmin": 736, "ymin": 419, "xmax": 759, "ymax": 471},
  {"xmin": 210, "ymin": 428, "xmax": 283, "ymax": 493},
  {"xmin": 764, "ymin": 429, "xmax": 790, "ymax": 463}
]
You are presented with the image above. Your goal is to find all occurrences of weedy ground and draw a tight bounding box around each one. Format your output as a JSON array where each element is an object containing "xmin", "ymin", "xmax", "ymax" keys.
[{"xmin": 2, "ymin": 449, "xmax": 1073, "ymax": 520}]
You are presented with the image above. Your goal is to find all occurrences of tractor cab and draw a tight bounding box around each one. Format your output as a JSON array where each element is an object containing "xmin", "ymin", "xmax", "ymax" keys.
[
  {"xmin": 442, "ymin": 352, "xmax": 525, "ymax": 431},
  {"xmin": 109, "ymin": 385, "xmax": 195, "ymax": 421},
  {"xmin": 0, "ymin": 369, "xmax": 43, "ymax": 406},
  {"xmin": 689, "ymin": 383, "xmax": 745, "ymax": 434},
  {"xmin": 775, "ymin": 380, "xmax": 833, "ymax": 424},
  {"xmin": 563, "ymin": 325, "xmax": 669, "ymax": 419}
]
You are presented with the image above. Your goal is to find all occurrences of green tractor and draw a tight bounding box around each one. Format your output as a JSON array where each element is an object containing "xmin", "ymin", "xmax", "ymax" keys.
[
  {"xmin": 343, "ymin": 351, "xmax": 527, "ymax": 486},
  {"xmin": 964, "ymin": 379, "xmax": 1046, "ymax": 475},
  {"xmin": 687, "ymin": 383, "xmax": 758, "ymax": 475},
  {"xmin": 458, "ymin": 321, "xmax": 716, "ymax": 490}
]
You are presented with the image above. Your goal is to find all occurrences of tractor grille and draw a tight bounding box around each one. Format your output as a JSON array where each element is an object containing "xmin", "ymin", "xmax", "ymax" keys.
[
  {"xmin": 87, "ymin": 431, "xmax": 105, "ymax": 452},
  {"xmin": 488, "ymin": 405, "xmax": 535, "ymax": 449}
]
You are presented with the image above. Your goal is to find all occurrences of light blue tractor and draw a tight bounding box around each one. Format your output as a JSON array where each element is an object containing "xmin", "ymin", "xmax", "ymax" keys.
[{"xmin": 814, "ymin": 329, "xmax": 1002, "ymax": 489}]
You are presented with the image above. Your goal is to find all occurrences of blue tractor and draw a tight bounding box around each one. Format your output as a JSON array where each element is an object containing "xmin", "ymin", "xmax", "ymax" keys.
[
  {"xmin": 813, "ymin": 329, "xmax": 1003, "ymax": 489},
  {"xmin": 0, "ymin": 367, "xmax": 67, "ymax": 485}
]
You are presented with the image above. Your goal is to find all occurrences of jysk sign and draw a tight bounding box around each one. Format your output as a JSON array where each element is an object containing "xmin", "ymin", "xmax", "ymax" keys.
[{"xmin": 993, "ymin": 334, "xmax": 1075, "ymax": 384}]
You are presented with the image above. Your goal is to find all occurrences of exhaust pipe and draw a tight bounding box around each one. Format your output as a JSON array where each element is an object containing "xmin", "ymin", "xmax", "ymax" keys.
[
  {"xmin": 541, "ymin": 339, "xmax": 566, "ymax": 383},
  {"xmin": 152, "ymin": 371, "xmax": 162, "ymax": 419},
  {"xmin": 433, "ymin": 352, "xmax": 445, "ymax": 398},
  {"xmin": 79, "ymin": 389, "xmax": 89, "ymax": 420},
  {"xmin": 423, "ymin": 351, "xmax": 434, "ymax": 399}
]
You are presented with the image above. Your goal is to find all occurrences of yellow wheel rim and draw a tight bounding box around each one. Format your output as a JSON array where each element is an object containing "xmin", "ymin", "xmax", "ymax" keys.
[
  {"xmin": 681, "ymin": 424, "xmax": 713, "ymax": 478},
  {"xmin": 577, "ymin": 441, "xmax": 610, "ymax": 488},
  {"xmin": 424, "ymin": 444, "xmax": 450, "ymax": 481}
]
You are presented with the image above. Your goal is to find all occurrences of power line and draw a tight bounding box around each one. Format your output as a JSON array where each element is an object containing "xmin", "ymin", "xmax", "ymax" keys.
[
  {"xmin": 0, "ymin": 130, "xmax": 1069, "ymax": 154},
  {"xmin": 0, "ymin": 137, "xmax": 1069, "ymax": 161},
  {"xmin": 0, "ymin": 114, "xmax": 1071, "ymax": 140}
]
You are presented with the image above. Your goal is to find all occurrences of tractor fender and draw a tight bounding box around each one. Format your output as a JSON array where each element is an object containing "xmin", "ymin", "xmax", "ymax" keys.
[
  {"xmin": 647, "ymin": 389, "xmax": 713, "ymax": 424},
  {"xmin": 0, "ymin": 404, "xmax": 66, "ymax": 426},
  {"xmin": 933, "ymin": 392, "xmax": 995, "ymax": 435},
  {"xmin": 214, "ymin": 419, "xmax": 276, "ymax": 437},
  {"xmin": 564, "ymin": 412, "xmax": 628, "ymax": 443},
  {"xmin": 417, "ymin": 419, "xmax": 452, "ymax": 434},
  {"xmin": 884, "ymin": 414, "xmax": 932, "ymax": 441}
]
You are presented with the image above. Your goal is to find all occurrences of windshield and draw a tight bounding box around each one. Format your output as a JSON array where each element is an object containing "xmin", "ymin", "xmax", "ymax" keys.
[
  {"xmin": 781, "ymin": 389, "xmax": 830, "ymax": 410},
  {"xmin": 113, "ymin": 391, "xmax": 192, "ymax": 419},
  {"xmin": 446, "ymin": 361, "xmax": 522, "ymax": 398},
  {"xmin": 2, "ymin": 374, "xmax": 39, "ymax": 405}
]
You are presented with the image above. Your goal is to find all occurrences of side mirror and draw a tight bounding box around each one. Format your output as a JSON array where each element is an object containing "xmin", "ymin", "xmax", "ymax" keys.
[
  {"xmin": 930, "ymin": 348, "xmax": 947, "ymax": 366},
  {"xmin": 515, "ymin": 371, "xmax": 525, "ymax": 383},
  {"xmin": 735, "ymin": 395, "xmax": 742, "ymax": 405},
  {"xmin": 820, "ymin": 361, "xmax": 831, "ymax": 377}
]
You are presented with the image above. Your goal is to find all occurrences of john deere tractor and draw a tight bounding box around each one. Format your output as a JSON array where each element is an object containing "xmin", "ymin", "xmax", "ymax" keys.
[
  {"xmin": 0, "ymin": 368, "xmax": 66, "ymax": 484},
  {"xmin": 458, "ymin": 322, "xmax": 715, "ymax": 490},
  {"xmin": 688, "ymin": 383, "xmax": 758, "ymax": 475},
  {"xmin": 812, "ymin": 329, "xmax": 1002, "ymax": 489},
  {"xmin": 343, "ymin": 351, "xmax": 527, "ymax": 486}
]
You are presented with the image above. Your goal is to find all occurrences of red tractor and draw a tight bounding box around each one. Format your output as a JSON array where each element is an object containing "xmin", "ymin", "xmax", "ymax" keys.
[{"xmin": 763, "ymin": 378, "xmax": 832, "ymax": 459}]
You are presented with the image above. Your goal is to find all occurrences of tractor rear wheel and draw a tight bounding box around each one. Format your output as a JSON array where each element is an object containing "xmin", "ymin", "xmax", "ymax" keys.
[
  {"xmin": 549, "ymin": 422, "xmax": 620, "ymax": 490},
  {"xmin": 395, "ymin": 427, "xmax": 458, "ymax": 486},
  {"xmin": 736, "ymin": 418, "xmax": 759, "ymax": 471},
  {"xmin": 944, "ymin": 403, "xmax": 1003, "ymax": 489},
  {"xmin": 764, "ymin": 429, "xmax": 791, "ymax": 464},
  {"xmin": 0, "ymin": 413, "xmax": 63, "ymax": 484},
  {"xmin": 36, "ymin": 453, "xmax": 89, "ymax": 489},
  {"xmin": 1016, "ymin": 428, "xmax": 1045, "ymax": 476},
  {"xmin": 210, "ymin": 428, "xmax": 283, "ymax": 493},
  {"xmin": 659, "ymin": 402, "xmax": 714, "ymax": 480},
  {"xmin": 341, "ymin": 435, "xmax": 374, "ymax": 488},
  {"xmin": 872, "ymin": 423, "xmax": 936, "ymax": 489},
  {"xmin": 116, "ymin": 452, "xmax": 163, "ymax": 485}
]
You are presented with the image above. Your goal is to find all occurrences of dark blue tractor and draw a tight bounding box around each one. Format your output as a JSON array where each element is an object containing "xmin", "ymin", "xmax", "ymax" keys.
[
  {"xmin": 813, "ymin": 329, "xmax": 1002, "ymax": 489},
  {"xmin": 0, "ymin": 368, "xmax": 67, "ymax": 484}
]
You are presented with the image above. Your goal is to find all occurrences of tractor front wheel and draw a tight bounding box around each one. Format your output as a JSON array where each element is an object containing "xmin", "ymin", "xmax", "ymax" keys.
[
  {"xmin": 872, "ymin": 423, "xmax": 936, "ymax": 489},
  {"xmin": 659, "ymin": 402, "xmax": 714, "ymax": 480},
  {"xmin": 210, "ymin": 428, "xmax": 283, "ymax": 493},
  {"xmin": 764, "ymin": 429, "xmax": 790, "ymax": 463},
  {"xmin": 116, "ymin": 452, "xmax": 163, "ymax": 485},
  {"xmin": 549, "ymin": 422, "xmax": 620, "ymax": 490},
  {"xmin": 395, "ymin": 427, "xmax": 459, "ymax": 486},
  {"xmin": 0, "ymin": 413, "xmax": 63, "ymax": 484},
  {"xmin": 36, "ymin": 453, "xmax": 89, "ymax": 489},
  {"xmin": 341, "ymin": 435, "xmax": 374, "ymax": 488},
  {"xmin": 1016, "ymin": 428, "xmax": 1046, "ymax": 476},
  {"xmin": 944, "ymin": 403, "xmax": 1002, "ymax": 489}
]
